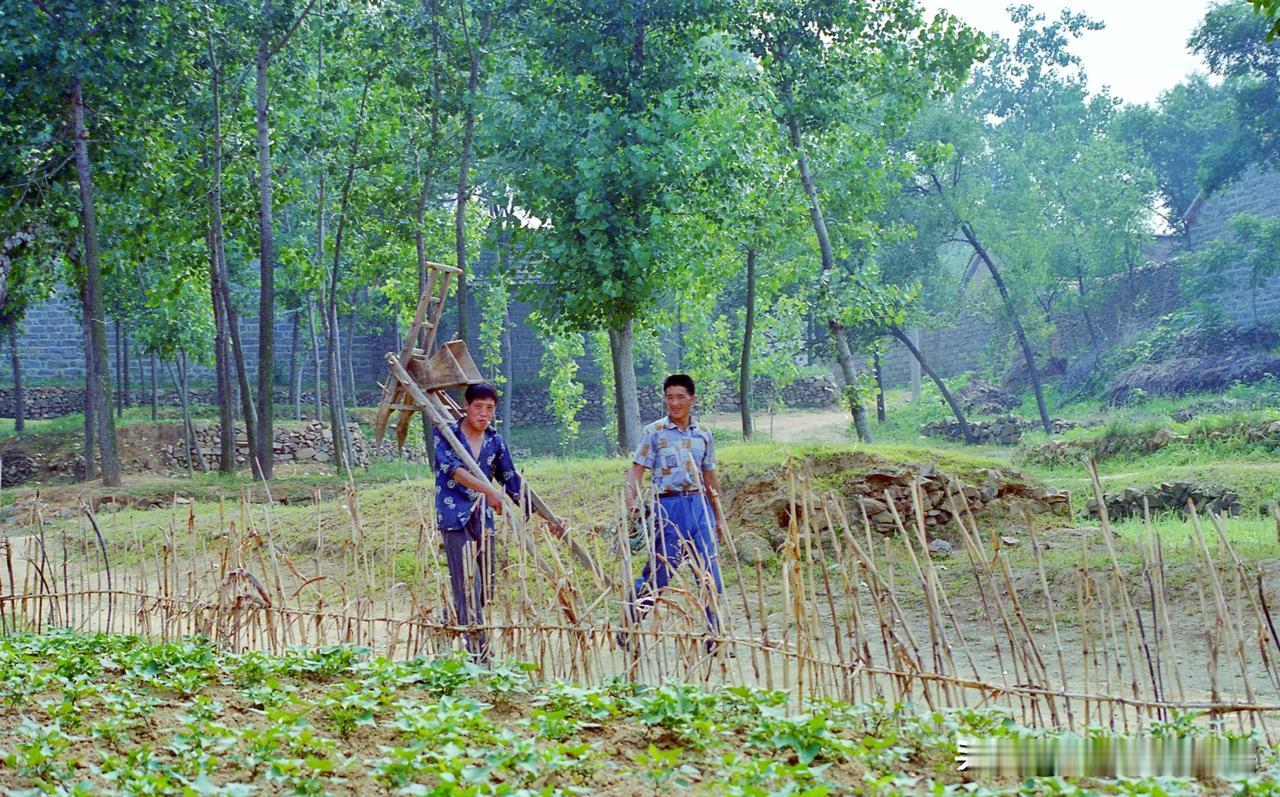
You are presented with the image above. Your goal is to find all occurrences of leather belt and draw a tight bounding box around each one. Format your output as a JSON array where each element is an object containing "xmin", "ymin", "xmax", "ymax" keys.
[{"xmin": 658, "ymin": 489, "xmax": 703, "ymax": 498}]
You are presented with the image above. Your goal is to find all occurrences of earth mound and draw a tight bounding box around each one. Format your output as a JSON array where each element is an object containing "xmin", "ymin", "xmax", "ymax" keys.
[{"xmin": 724, "ymin": 451, "xmax": 1070, "ymax": 554}]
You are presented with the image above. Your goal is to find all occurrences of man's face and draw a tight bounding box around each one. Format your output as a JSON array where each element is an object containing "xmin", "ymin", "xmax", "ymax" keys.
[
  {"xmin": 464, "ymin": 397, "xmax": 497, "ymax": 432},
  {"xmin": 664, "ymin": 386, "xmax": 695, "ymax": 421}
]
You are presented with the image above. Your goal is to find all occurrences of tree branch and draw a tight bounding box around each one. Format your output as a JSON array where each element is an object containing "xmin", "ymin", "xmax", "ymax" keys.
[{"xmin": 268, "ymin": 0, "xmax": 322, "ymax": 59}]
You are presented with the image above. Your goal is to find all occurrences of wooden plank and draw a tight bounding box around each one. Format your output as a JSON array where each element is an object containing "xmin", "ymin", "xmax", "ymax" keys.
[
  {"xmin": 422, "ymin": 259, "xmax": 462, "ymax": 275},
  {"xmin": 421, "ymin": 271, "xmax": 451, "ymax": 356}
]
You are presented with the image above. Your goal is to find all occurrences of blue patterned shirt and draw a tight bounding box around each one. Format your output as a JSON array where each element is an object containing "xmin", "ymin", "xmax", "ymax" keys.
[
  {"xmin": 632, "ymin": 416, "xmax": 717, "ymax": 494},
  {"xmin": 433, "ymin": 420, "xmax": 524, "ymax": 532}
]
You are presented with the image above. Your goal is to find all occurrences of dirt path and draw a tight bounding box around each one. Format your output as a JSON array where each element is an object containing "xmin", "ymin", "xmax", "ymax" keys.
[{"xmin": 700, "ymin": 408, "xmax": 854, "ymax": 444}]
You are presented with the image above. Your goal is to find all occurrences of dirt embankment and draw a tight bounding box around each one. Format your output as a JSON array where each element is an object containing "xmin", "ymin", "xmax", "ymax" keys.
[{"xmin": 724, "ymin": 451, "xmax": 1070, "ymax": 554}]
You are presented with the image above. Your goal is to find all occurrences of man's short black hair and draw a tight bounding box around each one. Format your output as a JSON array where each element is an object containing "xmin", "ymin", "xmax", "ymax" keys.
[
  {"xmin": 464, "ymin": 383, "xmax": 499, "ymax": 404},
  {"xmin": 662, "ymin": 374, "xmax": 696, "ymax": 395}
]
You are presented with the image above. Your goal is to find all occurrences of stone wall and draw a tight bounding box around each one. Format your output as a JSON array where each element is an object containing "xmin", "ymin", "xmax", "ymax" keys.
[
  {"xmin": 871, "ymin": 167, "xmax": 1280, "ymax": 387},
  {"xmin": 875, "ymin": 317, "xmax": 994, "ymax": 388},
  {"xmin": 0, "ymin": 289, "xmax": 400, "ymax": 392},
  {"xmin": 163, "ymin": 421, "xmax": 369, "ymax": 471},
  {"xmin": 1183, "ymin": 166, "xmax": 1280, "ymax": 327},
  {"xmin": 0, "ymin": 385, "xmax": 383, "ymax": 420}
]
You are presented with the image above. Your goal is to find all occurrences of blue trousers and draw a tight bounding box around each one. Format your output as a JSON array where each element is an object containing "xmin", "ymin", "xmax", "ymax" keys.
[{"xmin": 629, "ymin": 494, "xmax": 723, "ymax": 632}]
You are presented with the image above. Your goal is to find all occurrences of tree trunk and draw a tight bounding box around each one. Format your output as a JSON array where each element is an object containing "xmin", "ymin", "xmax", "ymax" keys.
[
  {"xmin": 959, "ymin": 222, "xmax": 1052, "ymax": 434},
  {"xmin": 70, "ymin": 75, "xmax": 121, "ymax": 486},
  {"xmin": 324, "ymin": 289, "xmax": 348, "ymax": 474},
  {"xmin": 135, "ymin": 347, "xmax": 145, "ymax": 415},
  {"xmin": 889, "ymin": 323, "xmax": 976, "ymax": 444},
  {"xmin": 739, "ymin": 248, "xmax": 756, "ymax": 439},
  {"xmin": 454, "ymin": 13, "xmax": 481, "ymax": 350},
  {"xmin": 308, "ymin": 298, "xmax": 323, "ymax": 420},
  {"xmin": 500, "ymin": 306, "xmax": 513, "ymax": 435},
  {"xmin": 323, "ymin": 79, "xmax": 370, "ymax": 474},
  {"xmin": 121, "ymin": 324, "xmax": 131, "ymax": 409},
  {"xmin": 908, "ymin": 327, "xmax": 922, "ymax": 400},
  {"xmin": 215, "ymin": 211, "xmax": 255, "ymax": 455},
  {"xmin": 150, "ymin": 352, "xmax": 157, "ymax": 421},
  {"xmin": 8, "ymin": 328, "xmax": 24, "ymax": 434},
  {"xmin": 169, "ymin": 353, "xmax": 208, "ymax": 474},
  {"xmin": 207, "ymin": 31, "xmax": 249, "ymax": 472},
  {"xmin": 182, "ymin": 351, "xmax": 208, "ymax": 472},
  {"xmin": 608, "ymin": 321, "xmax": 642, "ymax": 455},
  {"xmin": 344, "ymin": 310, "xmax": 356, "ymax": 407},
  {"xmin": 79, "ymin": 279, "xmax": 97, "ymax": 481},
  {"xmin": 254, "ymin": 13, "xmax": 276, "ymax": 480},
  {"xmin": 785, "ymin": 100, "xmax": 871, "ymax": 442},
  {"xmin": 873, "ymin": 350, "xmax": 886, "ymax": 424},
  {"xmin": 829, "ymin": 322, "xmax": 873, "ymax": 443},
  {"xmin": 114, "ymin": 319, "xmax": 122, "ymax": 417},
  {"xmin": 289, "ymin": 309, "xmax": 303, "ymax": 419},
  {"xmin": 208, "ymin": 225, "xmax": 236, "ymax": 473}
]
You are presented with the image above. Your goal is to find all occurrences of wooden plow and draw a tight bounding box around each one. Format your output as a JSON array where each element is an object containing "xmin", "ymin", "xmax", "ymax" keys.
[{"xmin": 371, "ymin": 261, "xmax": 604, "ymax": 625}]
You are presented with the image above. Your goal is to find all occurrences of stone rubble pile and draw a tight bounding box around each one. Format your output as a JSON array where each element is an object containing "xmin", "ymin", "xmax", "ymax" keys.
[
  {"xmin": 955, "ymin": 380, "xmax": 1020, "ymax": 414},
  {"xmin": 1025, "ymin": 418, "xmax": 1280, "ymax": 466},
  {"xmin": 727, "ymin": 462, "xmax": 1071, "ymax": 561},
  {"xmin": 162, "ymin": 422, "xmax": 370, "ymax": 470},
  {"xmin": 1087, "ymin": 482, "xmax": 1242, "ymax": 522},
  {"xmin": 923, "ymin": 414, "xmax": 1076, "ymax": 446},
  {"xmin": 0, "ymin": 448, "xmax": 39, "ymax": 487}
]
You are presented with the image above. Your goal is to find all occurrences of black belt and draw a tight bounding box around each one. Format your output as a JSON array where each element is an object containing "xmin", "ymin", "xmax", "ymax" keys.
[{"xmin": 658, "ymin": 489, "xmax": 703, "ymax": 498}]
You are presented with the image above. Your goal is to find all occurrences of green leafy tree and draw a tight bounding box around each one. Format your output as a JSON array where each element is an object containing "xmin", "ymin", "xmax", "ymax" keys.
[
  {"xmin": 1246, "ymin": 0, "xmax": 1280, "ymax": 40},
  {"xmin": 0, "ymin": 0, "xmax": 189, "ymax": 485},
  {"xmin": 734, "ymin": 0, "xmax": 983, "ymax": 443},
  {"xmin": 1113, "ymin": 76, "xmax": 1234, "ymax": 232},
  {"xmin": 1189, "ymin": 2, "xmax": 1280, "ymax": 195},
  {"xmin": 903, "ymin": 7, "xmax": 1153, "ymax": 431},
  {"xmin": 493, "ymin": 0, "xmax": 739, "ymax": 454}
]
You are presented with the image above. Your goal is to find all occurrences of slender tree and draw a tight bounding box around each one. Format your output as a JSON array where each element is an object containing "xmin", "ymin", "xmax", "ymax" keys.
[
  {"xmin": 736, "ymin": 0, "xmax": 982, "ymax": 443},
  {"xmin": 253, "ymin": 0, "xmax": 322, "ymax": 479}
]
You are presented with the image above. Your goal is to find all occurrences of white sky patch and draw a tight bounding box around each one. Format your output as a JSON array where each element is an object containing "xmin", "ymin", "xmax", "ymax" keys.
[{"xmin": 931, "ymin": 0, "xmax": 1217, "ymax": 106}]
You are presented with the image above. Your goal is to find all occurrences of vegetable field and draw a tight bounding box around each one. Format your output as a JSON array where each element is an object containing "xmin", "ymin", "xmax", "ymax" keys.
[{"xmin": 3, "ymin": 631, "xmax": 1278, "ymax": 796}]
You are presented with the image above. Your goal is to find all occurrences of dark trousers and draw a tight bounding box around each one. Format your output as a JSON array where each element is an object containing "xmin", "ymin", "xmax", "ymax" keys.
[{"xmin": 443, "ymin": 508, "xmax": 495, "ymax": 659}]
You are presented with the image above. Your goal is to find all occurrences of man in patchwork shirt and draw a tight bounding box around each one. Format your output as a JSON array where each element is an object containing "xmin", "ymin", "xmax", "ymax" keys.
[
  {"xmin": 622, "ymin": 373, "xmax": 728, "ymax": 652},
  {"xmin": 434, "ymin": 383, "xmax": 563, "ymax": 660}
]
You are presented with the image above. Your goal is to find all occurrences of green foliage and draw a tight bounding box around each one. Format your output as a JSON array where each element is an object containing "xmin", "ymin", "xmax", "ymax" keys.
[
  {"xmin": 1113, "ymin": 76, "xmax": 1234, "ymax": 230},
  {"xmin": 476, "ymin": 271, "xmax": 510, "ymax": 392},
  {"xmin": 681, "ymin": 295, "xmax": 734, "ymax": 412},
  {"xmin": 534, "ymin": 319, "xmax": 588, "ymax": 448},
  {"xmin": 3, "ymin": 632, "xmax": 1278, "ymax": 795},
  {"xmin": 492, "ymin": 0, "xmax": 739, "ymax": 335},
  {"xmin": 1191, "ymin": 2, "xmax": 1280, "ymax": 189},
  {"xmin": 1248, "ymin": 0, "xmax": 1280, "ymax": 39}
]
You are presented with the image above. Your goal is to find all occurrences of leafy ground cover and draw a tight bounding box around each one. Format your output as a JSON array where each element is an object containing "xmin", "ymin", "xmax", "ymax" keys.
[{"xmin": 1, "ymin": 631, "xmax": 1277, "ymax": 796}]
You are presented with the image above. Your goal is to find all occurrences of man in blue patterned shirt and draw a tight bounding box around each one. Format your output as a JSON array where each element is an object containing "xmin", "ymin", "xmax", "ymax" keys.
[
  {"xmin": 622, "ymin": 374, "xmax": 728, "ymax": 653},
  {"xmin": 434, "ymin": 383, "xmax": 563, "ymax": 660}
]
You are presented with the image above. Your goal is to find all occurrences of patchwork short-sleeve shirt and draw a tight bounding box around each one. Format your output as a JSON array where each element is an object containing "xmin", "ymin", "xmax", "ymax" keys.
[
  {"xmin": 632, "ymin": 416, "xmax": 717, "ymax": 494},
  {"xmin": 432, "ymin": 420, "xmax": 524, "ymax": 532}
]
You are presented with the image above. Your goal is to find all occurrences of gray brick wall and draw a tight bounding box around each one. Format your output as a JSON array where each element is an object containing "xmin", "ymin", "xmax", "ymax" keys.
[
  {"xmin": 0, "ymin": 288, "xmax": 399, "ymax": 391},
  {"xmin": 875, "ymin": 317, "xmax": 994, "ymax": 388},
  {"xmin": 1183, "ymin": 166, "xmax": 1280, "ymax": 327},
  {"xmin": 870, "ymin": 167, "xmax": 1280, "ymax": 387}
]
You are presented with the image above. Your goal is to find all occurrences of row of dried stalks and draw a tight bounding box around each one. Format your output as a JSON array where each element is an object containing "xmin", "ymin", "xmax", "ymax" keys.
[{"xmin": 1, "ymin": 459, "xmax": 1278, "ymax": 741}]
